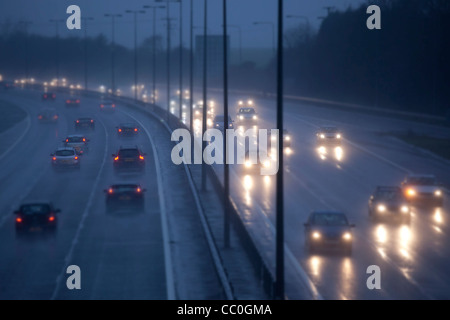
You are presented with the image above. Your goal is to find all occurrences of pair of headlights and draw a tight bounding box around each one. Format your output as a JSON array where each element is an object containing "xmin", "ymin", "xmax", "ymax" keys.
[
  {"xmin": 312, "ymin": 231, "xmax": 352, "ymax": 240},
  {"xmin": 377, "ymin": 204, "xmax": 409, "ymax": 213}
]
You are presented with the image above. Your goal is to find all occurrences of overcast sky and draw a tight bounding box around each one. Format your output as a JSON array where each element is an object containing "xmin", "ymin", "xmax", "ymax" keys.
[{"xmin": 0, "ymin": 0, "xmax": 366, "ymax": 49}]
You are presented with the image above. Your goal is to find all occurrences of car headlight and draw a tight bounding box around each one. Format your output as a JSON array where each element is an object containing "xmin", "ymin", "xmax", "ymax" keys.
[
  {"xmin": 263, "ymin": 160, "xmax": 270, "ymax": 168},
  {"xmin": 245, "ymin": 161, "xmax": 252, "ymax": 168},
  {"xmin": 435, "ymin": 190, "xmax": 442, "ymax": 197},
  {"xmin": 215, "ymin": 124, "xmax": 219, "ymax": 127},
  {"xmin": 320, "ymin": 134, "xmax": 325, "ymax": 139},
  {"xmin": 240, "ymin": 115, "xmax": 244, "ymax": 120},
  {"xmin": 406, "ymin": 189, "xmax": 416, "ymax": 197},
  {"xmin": 336, "ymin": 134, "xmax": 341, "ymax": 139},
  {"xmin": 312, "ymin": 231, "xmax": 321, "ymax": 239},
  {"xmin": 285, "ymin": 136, "xmax": 290, "ymax": 141},
  {"xmin": 377, "ymin": 204, "xmax": 386, "ymax": 212},
  {"xmin": 253, "ymin": 115, "xmax": 257, "ymax": 120},
  {"xmin": 401, "ymin": 205, "xmax": 409, "ymax": 213},
  {"xmin": 195, "ymin": 111, "xmax": 200, "ymax": 115},
  {"xmin": 342, "ymin": 232, "xmax": 352, "ymax": 240},
  {"xmin": 318, "ymin": 146, "xmax": 326, "ymax": 154}
]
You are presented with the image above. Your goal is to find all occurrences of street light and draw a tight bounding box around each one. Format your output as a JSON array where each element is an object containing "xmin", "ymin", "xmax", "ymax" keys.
[
  {"xmin": 49, "ymin": 19, "xmax": 65, "ymax": 82},
  {"xmin": 104, "ymin": 14, "xmax": 122, "ymax": 95},
  {"xmin": 253, "ymin": 21, "xmax": 275, "ymax": 53},
  {"xmin": 143, "ymin": 5, "xmax": 166, "ymax": 104},
  {"xmin": 125, "ymin": 9, "xmax": 146, "ymax": 101},
  {"xmin": 81, "ymin": 17, "xmax": 94, "ymax": 90}
]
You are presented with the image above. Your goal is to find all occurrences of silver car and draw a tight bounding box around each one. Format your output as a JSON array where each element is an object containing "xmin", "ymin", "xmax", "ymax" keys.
[
  {"xmin": 63, "ymin": 135, "xmax": 89, "ymax": 155},
  {"xmin": 51, "ymin": 147, "xmax": 80, "ymax": 169}
]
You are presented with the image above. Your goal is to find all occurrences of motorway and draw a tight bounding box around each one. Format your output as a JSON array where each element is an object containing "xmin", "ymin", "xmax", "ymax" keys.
[
  {"xmin": 0, "ymin": 89, "xmax": 225, "ymax": 300},
  {"xmin": 178, "ymin": 91, "xmax": 450, "ymax": 300}
]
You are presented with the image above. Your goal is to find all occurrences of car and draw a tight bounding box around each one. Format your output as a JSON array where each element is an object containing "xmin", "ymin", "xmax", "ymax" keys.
[
  {"xmin": 117, "ymin": 123, "xmax": 139, "ymax": 137},
  {"xmin": 242, "ymin": 150, "xmax": 273, "ymax": 175},
  {"xmin": 2, "ymin": 81, "xmax": 15, "ymax": 90},
  {"xmin": 65, "ymin": 98, "xmax": 80, "ymax": 107},
  {"xmin": 368, "ymin": 186, "xmax": 411, "ymax": 223},
  {"xmin": 14, "ymin": 202, "xmax": 61, "ymax": 235},
  {"xmin": 237, "ymin": 107, "xmax": 258, "ymax": 125},
  {"xmin": 269, "ymin": 129, "xmax": 292, "ymax": 148},
  {"xmin": 51, "ymin": 147, "xmax": 80, "ymax": 169},
  {"xmin": 42, "ymin": 92, "xmax": 56, "ymax": 101},
  {"xmin": 213, "ymin": 115, "xmax": 234, "ymax": 131},
  {"xmin": 63, "ymin": 135, "xmax": 89, "ymax": 155},
  {"xmin": 193, "ymin": 100, "xmax": 215, "ymax": 122},
  {"xmin": 75, "ymin": 117, "xmax": 95, "ymax": 130},
  {"xmin": 38, "ymin": 108, "xmax": 59, "ymax": 123},
  {"xmin": 112, "ymin": 146, "xmax": 146, "ymax": 172},
  {"xmin": 104, "ymin": 184, "xmax": 146, "ymax": 210},
  {"xmin": 99, "ymin": 100, "xmax": 116, "ymax": 112},
  {"xmin": 401, "ymin": 174, "xmax": 444, "ymax": 207},
  {"xmin": 304, "ymin": 211, "xmax": 355, "ymax": 255},
  {"xmin": 316, "ymin": 126, "xmax": 342, "ymax": 146}
]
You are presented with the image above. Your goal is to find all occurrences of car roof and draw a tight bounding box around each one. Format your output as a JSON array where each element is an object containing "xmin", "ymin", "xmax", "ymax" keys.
[
  {"xmin": 78, "ymin": 117, "xmax": 93, "ymax": 120},
  {"xmin": 110, "ymin": 184, "xmax": 141, "ymax": 188},
  {"xmin": 66, "ymin": 134, "xmax": 84, "ymax": 138},
  {"xmin": 119, "ymin": 145, "xmax": 139, "ymax": 150}
]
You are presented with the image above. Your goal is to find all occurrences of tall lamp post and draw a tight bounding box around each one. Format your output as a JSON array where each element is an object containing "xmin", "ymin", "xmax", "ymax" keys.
[
  {"xmin": 143, "ymin": 4, "xmax": 166, "ymax": 104},
  {"xmin": 104, "ymin": 13, "xmax": 122, "ymax": 95},
  {"xmin": 275, "ymin": 0, "xmax": 285, "ymax": 300},
  {"xmin": 19, "ymin": 20, "xmax": 32, "ymax": 82},
  {"xmin": 189, "ymin": 0, "xmax": 195, "ymax": 130},
  {"xmin": 126, "ymin": 9, "xmax": 146, "ymax": 101},
  {"xmin": 253, "ymin": 21, "xmax": 275, "ymax": 54},
  {"xmin": 81, "ymin": 17, "xmax": 94, "ymax": 90}
]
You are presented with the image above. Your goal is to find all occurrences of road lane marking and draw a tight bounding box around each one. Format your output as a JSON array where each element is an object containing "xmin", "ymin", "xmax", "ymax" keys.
[
  {"xmin": 0, "ymin": 115, "xmax": 31, "ymax": 161},
  {"xmin": 50, "ymin": 117, "xmax": 109, "ymax": 300},
  {"xmin": 120, "ymin": 110, "xmax": 176, "ymax": 300}
]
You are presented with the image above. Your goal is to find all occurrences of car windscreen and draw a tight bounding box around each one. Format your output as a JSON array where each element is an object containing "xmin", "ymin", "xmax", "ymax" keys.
[
  {"xmin": 120, "ymin": 123, "xmax": 135, "ymax": 128},
  {"xmin": 118, "ymin": 149, "xmax": 140, "ymax": 157},
  {"xmin": 55, "ymin": 150, "xmax": 75, "ymax": 156},
  {"xmin": 67, "ymin": 137, "xmax": 84, "ymax": 143},
  {"xmin": 321, "ymin": 127, "xmax": 338, "ymax": 133},
  {"xmin": 79, "ymin": 118, "xmax": 92, "ymax": 122},
  {"xmin": 112, "ymin": 185, "xmax": 139, "ymax": 192},
  {"xmin": 214, "ymin": 116, "xmax": 232, "ymax": 122},
  {"xmin": 407, "ymin": 177, "xmax": 436, "ymax": 185},
  {"xmin": 239, "ymin": 108, "xmax": 255, "ymax": 114},
  {"xmin": 376, "ymin": 190, "xmax": 404, "ymax": 201},
  {"xmin": 312, "ymin": 213, "xmax": 348, "ymax": 226},
  {"xmin": 20, "ymin": 204, "xmax": 50, "ymax": 215}
]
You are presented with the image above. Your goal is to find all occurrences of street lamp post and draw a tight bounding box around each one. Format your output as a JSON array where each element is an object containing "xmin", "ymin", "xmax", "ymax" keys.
[
  {"xmin": 253, "ymin": 21, "xmax": 275, "ymax": 53},
  {"xmin": 19, "ymin": 21, "xmax": 32, "ymax": 82},
  {"xmin": 143, "ymin": 5, "xmax": 166, "ymax": 104},
  {"xmin": 178, "ymin": 0, "xmax": 183, "ymax": 120},
  {"xmin": 189, "ymin": 0, "xmax": 194, "ymax": 130},
  {"xmin": 275, "ymin": 0, "xmax": 285, "ymax": 300},
  {"xmin": 286, "ymin": 15, "xmax": 310, "ymax": 41},
  {"xmin": 81, "ymin": 17, "xmax": 94, "ymax": 90},
  {"xmin": 126, "ymin": 9, "xmax": 146, "ymax": 101},
  {"xmin": 104, "ymin": 14, "xmax": 122, "ymax": 95}
]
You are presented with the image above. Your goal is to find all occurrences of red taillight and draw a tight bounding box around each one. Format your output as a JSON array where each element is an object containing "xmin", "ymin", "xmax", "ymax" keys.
[
  {"xmin": 76, "ymin": 100, "xmax": 80, "ymax": 103},
  {"xmin": 44, "ymin": 94, "xmax": 47, "ymax": 98},
  {"xmin": 90, "ymin": 120, "xmax": 94, "ymax": 123},
  {"xmin": 38, "ymin": 115, "xmax": 43, "ymax": 119},
  {"xmin": 139, "ymin": 155, "xmax": 144, "ymax": 160},
  {"xmin": 137, "ymin": 187, "xmax": 141, "ymax": 193},
  {"xmin": 118, "ymin": 128, "xmax": 122, "ymax": 132},
  {"xmin": 100, "ymin": 104, "xmax": 104, "ymax": 108},
  {"xmin": 52, "ymin": 94, "xmax": 55, "ymax": 98},
  {"xmin": 76, "ymin": 120, "xmax": 80, "ymax": 123},
  {"xmin": 66, "ymin": 139, "xmax": 69, "ymax": 142},
  {"xmin": 52, "ymin": 157, "xmax": 56, "ymax": 161},
  {"xmin": 112, "ymin": 104, "xmax": 116, "ymax": 108},
  {"xmin": 74, "ymin": 156, "xmax": 78, "ymax": 160},
  {"xmin": 114, "ymin": 156, "xmax": 119, "ymax": 161},
  {"xmin": 66, "ymin": 100, "xmax": 70, "ymax": 103},
  {"xmin": 54, "ymin": 115, "xmax": 58, "ymax": 119},
  {"xmin": 134, "ymin": 128, "xmax": 138, "ymax": 132},
  {"xmin": 49, "ymin": 216, "xmax": 55, "ymax": 222},
  {"xmin": 16, "ymin": 217, "xmax": 22, "ymax": 223},
  {"xmin": 108, "ymin": 188, "xmax": 113, "ymax": 194},
  {"xmin": 82, "ymin": 138, "xmax": 86, "ymax": 142}
]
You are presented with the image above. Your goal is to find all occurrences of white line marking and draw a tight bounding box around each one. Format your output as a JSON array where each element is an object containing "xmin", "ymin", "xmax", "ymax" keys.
[
  {"xmin": 0, "ymin": 115, "xmax": 31, "ymax": 161},
  {"xmin": 120, "ymin": 110, "xmax": 176, "ymax": 300},
  {"xmin": 50, "ymin": 118, "xmax": 109, "ymax": 300}
]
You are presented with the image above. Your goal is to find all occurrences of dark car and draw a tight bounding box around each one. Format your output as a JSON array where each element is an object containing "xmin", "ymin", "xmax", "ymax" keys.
[
  {"xmin": 42, "ymin": 92, "xmax": 56, "ymax": 101},
  {"xmin": 213, "ymin": 115, "xmax": 234, "ymax": 131},
  {"xmin": 304, "ymin": 211, "xmax": 355, "ymax": 255},
  {"xmin": 117, "ymin": 123, "xmax": 139, "ymax": 137},
  {"xmin": 268, "ymin": 129, "xmax": 292, "ymax": 148},
  {"xmin": 14, "ymin": 202, "xmax": 61, "ymax": 235},
  {"xmin": 237, "ymin": 107, "xmax": 258, "ymax": 125},
  {"xmin": 63, "ymin": 135, "xmax": 89, "ymax": 155},
  {"xmin": 65, "ymin": 98, "xmax": 80, "ymax": 107},
  {"xmin": 104, "ymin": 184, "xmax": 146, "ymax": 210},
  {"xmin": 401, "ymin": 174, "xmax": 444, "ymax": 207},
  {"xmin": 368, "ymin": 186, "xmax": 411, "ymax": 223},
  {"xmin": 316, "ymin": 126, "xmax": 342, "ymax": 146},
  {"xmin": 112, "ymin": 147, "xmax": 146, "ymax": 172},
  {"xmin": 38, "ymin": 108, "xmax": 59, "ymax": 123},
  {"xmin": 100, "ymin": 100, "xmax": 116, "ymax": 113},
  {"xmin": 75, "ymin": 117, "xmax": 95, "ymax": 130}
]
